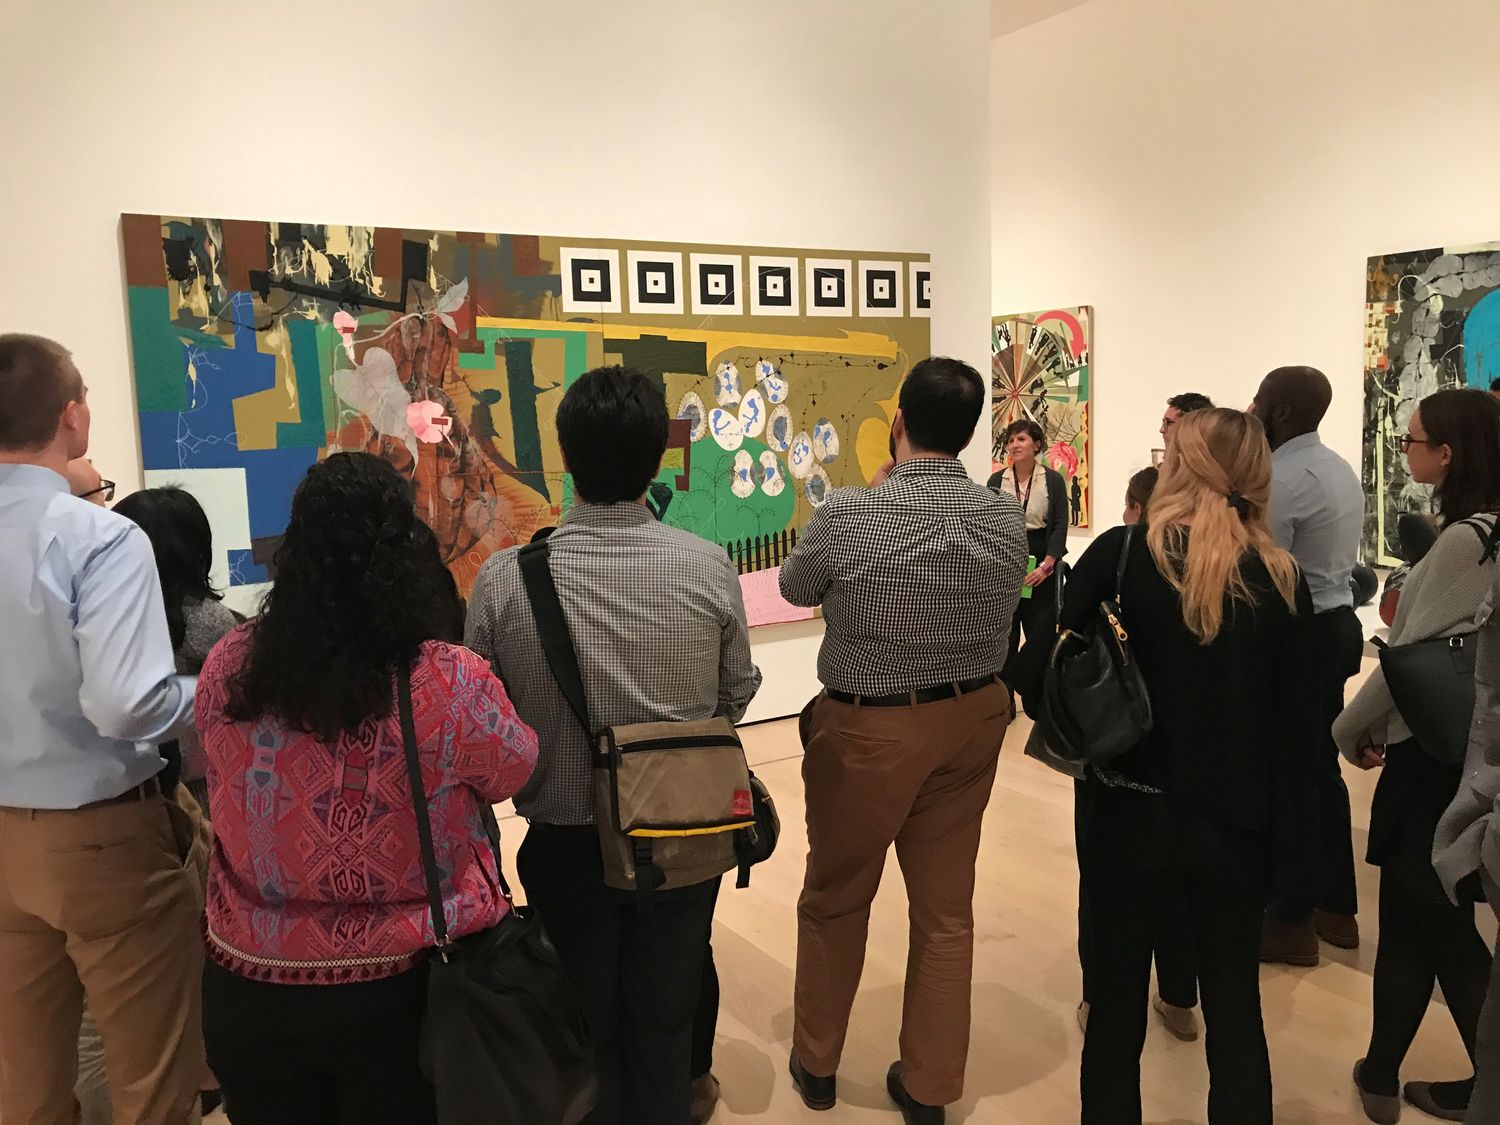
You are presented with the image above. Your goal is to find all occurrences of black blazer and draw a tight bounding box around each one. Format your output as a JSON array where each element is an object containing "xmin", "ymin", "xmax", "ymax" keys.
[{"xmin": 986, "ymin": 465, "xmax": 1069, "ymax": 561}]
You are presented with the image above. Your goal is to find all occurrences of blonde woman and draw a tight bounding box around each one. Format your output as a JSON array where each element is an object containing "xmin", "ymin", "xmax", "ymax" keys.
[{"xmin": 1046, "ymin": 409, "xmax": 1317, "ymax": 1124}]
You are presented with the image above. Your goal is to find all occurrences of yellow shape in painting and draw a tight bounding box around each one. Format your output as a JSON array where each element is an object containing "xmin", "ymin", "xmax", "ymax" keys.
[
  {"xmin": 856, "ymin": 387, "xmax": 903, "ymax": 483},
  {"xmin": 662, "ymin": 448, "xmax": 685, "ymax": 471},
  {"xmin": 474, "ymin": 318, "xmax": 900, "ymax": 364}
]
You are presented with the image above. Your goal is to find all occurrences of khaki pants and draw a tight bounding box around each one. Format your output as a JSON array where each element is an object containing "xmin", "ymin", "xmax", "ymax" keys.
[
  {"xmin": 793, "ymin": 682, "xmax": 1010, "ymax": 1107},
  {"xmin": 0, "ymin": 790, "xmax": 207, "ymax": 1125}
]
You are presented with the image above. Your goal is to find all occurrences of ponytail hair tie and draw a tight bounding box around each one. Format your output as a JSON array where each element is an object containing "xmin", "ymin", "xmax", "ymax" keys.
[{"xmin": 1226, "ymin": 490, "xmax": 1250, "ymax": 518}]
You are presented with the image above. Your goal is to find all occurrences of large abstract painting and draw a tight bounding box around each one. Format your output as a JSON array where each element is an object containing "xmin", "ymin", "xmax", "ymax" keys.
[
  {"xmin": 1363, "ymin": 242, "xmax": 1500, "ymax": 564},
  {"xmin": 121, "ymin": 215, "xmax": 930, "ymax": 626},
  {"xmin": 991, "ymin": 306, "xmax": 1092, "ymax": 528}
]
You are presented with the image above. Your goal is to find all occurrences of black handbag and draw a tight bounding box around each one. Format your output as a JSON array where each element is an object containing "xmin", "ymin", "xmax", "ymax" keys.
[
  {"xmin": 1375, "ymin": 632, "xmax": 1477, "ymax": 765},
  {"xmin": 397, "ymin": 664, "xmax": 597, "ymax": 1125},
  {"xmin": 1038, "ymin": 526, "xmax": 1154, "ymax": 765}
]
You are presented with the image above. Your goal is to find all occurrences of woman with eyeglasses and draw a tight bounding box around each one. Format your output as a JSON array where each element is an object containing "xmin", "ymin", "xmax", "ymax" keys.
[{"xmin": 1338, "ymin": 387, "xmax": 1500, "ymax": 1124}]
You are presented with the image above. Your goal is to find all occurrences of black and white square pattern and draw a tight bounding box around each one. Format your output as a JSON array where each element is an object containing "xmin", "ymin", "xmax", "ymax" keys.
[
  {"xmin": 690, "ymin": 253, "xmax": 743, "ymax": 316},
  {"xmin": 560, "ymin": 246, "xmax": 621, "ymax": 314},
  {"xmin": 749, "ymin": 255, "xmax": 799, "ymax": 316},
  {"xmin": 908, "ymin": 261, "xmax": 931, "ymax": 318},
  {"xmin": 858, "ymin": 260, "xmax": 903, "ymax": 317},
  {"xmin": 626, "ymin": 249, "xmax": 683, "ymax": 315},
  {"xmin": 804, "ymin": 258, "xmax": 852, "ymax": 317}
]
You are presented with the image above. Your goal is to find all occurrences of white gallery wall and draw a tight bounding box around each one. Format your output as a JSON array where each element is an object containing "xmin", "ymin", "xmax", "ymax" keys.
[
  {"xmin": 0, "ymin": 0, "xmax": 991, "ymax": 723},
  {"xmin": 993, "ymin": 0, "xmax": 1500, "ymax": 542}
]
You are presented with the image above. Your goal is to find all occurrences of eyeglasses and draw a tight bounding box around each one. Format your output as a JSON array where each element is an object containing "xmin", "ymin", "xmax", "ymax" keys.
[
  {"xmin": 1397, "ymin": 435, "xmax": 1437, "ymax": 452},
  {"xmin": 79, "ymin": 480, "xmax": 116, "ymax": 502}
]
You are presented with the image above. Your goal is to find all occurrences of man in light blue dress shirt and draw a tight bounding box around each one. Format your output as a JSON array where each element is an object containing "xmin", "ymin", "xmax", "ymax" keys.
[
  {"xmin": 1251, "ymin": 365, "xmax": 1366, "ymax": 967},
  {"xmin": 0, "ymin": 335, "xmax": 206, "ymax": 1125}
]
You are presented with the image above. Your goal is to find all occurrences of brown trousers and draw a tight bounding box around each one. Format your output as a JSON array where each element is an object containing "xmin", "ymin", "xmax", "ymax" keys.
[
  {"xmin": 0, "ymin": 789, "xmax": 208, "ymax": 1125},
  {"xmin": 793, "ymin": 682, "xmax": 1010, "ymax": 1107}
]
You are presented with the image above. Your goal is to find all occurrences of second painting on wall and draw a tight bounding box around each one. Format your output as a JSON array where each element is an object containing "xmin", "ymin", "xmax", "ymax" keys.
[{"xmin": 991, "ymin": 306, "xmax": 1092, "ymax": 528}]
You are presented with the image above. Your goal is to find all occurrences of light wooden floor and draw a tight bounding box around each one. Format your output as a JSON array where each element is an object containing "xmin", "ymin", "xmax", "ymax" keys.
[{"xmin": 210, "ymin": 658, "xmax": 1495, "ymax": 1125}]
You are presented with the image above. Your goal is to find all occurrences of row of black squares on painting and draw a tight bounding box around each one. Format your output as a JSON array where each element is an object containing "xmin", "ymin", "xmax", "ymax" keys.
[{"xmin": 561, "ymin": 248, "xmax": 930, "ymax": 318}]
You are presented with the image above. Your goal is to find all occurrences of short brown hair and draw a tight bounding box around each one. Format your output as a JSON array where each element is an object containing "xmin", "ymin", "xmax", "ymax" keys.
[{"xmin": 0, "ymin": 335, "xmax": 82, "ymax": 450}]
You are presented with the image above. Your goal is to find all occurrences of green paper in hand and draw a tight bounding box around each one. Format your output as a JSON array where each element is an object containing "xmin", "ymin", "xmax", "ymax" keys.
[{"xmin": 1020, "ymin": 555, "xmax": 1037, "ymax": 599}]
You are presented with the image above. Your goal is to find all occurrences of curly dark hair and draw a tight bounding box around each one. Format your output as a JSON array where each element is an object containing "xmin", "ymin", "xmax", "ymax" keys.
[
  {"xmin": 1002, "ymin": 417, "xmax": 1047, "ymax": 450},
  {"xmin": 112, "ymin": 486, "xmax": 221, "ymax": 652},
  {"xmin": 225, "ymin": 452, "xmax": 451, "ymax": 741}
]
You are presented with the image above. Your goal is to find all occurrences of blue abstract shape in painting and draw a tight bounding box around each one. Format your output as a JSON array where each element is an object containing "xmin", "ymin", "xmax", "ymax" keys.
[{"xmin": 1465, "ymin": 290, "xmax": 1500, "ymax": 390}]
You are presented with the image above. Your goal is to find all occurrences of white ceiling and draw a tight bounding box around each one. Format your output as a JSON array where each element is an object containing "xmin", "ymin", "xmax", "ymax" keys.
[{"xmin": 990, "ymin": 0, "xmax": 1092, "ymax": 37}]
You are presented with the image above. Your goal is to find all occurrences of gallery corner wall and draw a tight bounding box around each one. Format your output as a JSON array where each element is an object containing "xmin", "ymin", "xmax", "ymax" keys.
[
  {"xmin": 0, "ymin": 0, "xmax": 990, "ymax": 722},
  {"xmin": 992, "ymin": 0, "xmax": 1500, "ymax": 546}
]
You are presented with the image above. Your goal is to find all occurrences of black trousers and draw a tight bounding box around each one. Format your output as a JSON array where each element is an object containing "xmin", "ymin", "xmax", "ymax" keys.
[
  {"xmin": 518, "ymin": 824, "xmax": 719, "ymax": 1125},
  {"xmin": 692, "ymin": 940, "xmax": 718, "ymax": 1080},
  {"xmin": 1075, "ymin": 783, "xmax": 1197, "ymax": 1009},
  {"xmin": 1363, "ymin": 870, "xmax": 1491, "ymax": 1089},
  {"xmin": 204, "ymin": 960, "xmax": 435, "ymax": 1125},
  {"xmin": 1005, "ymin": 530, "xmax": 1059, "ymax": 684},
  {"xmin": 1081, "ymin": 860, "xmax": 1269, "ymax": 1125},
  {"xmin": 1269, "ymin": 606, "xmax": 1363, "ymax": 922}
]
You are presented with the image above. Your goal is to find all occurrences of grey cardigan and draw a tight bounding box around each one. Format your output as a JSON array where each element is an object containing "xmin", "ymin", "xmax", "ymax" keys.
[{"xmin": 1434, "ymin": 571, "xmax": 1500, "ymax": 905}]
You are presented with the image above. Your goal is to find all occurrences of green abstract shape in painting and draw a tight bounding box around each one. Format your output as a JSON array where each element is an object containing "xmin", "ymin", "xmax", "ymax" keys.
[
  {"xmin": 276, "ymin": 319, "xmax": 331, "ymax": 449},
  {"xmin": 128, "ymin": 287, "xmax": 192, "ymax": 412},
  {"xmin": 661, "ymin": 437, "xmax": 795, "ymax": 547}
]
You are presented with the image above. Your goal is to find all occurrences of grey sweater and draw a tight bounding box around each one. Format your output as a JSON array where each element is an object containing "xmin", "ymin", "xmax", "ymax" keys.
[
  {"xmin": 1434, "ymin": 571, "xmax": 1500, "ymax": 904},
  {"xmin": 175, "ymin": 596, "xmax": 239, "ymax": 784},
  {"xmin": 1334, "ymin": 514, "xmax": 1498, "ymax": 760}
]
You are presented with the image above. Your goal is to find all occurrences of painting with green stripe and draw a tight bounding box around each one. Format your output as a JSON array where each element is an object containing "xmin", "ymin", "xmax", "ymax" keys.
[{"xmin": 122, "ymin": 214, "xmax": 929, "ymax": 624}]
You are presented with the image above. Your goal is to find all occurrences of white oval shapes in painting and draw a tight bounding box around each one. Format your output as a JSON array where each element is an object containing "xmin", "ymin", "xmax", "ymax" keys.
[
  {"xmin": 766, "ymin": 404, "xmax": 793, "ymax": 452},
  {"xmin": 787, "ymin": 431, "xmax": 815, "ymax": 479},
  {"xmin": 731, "ymin": 450, "xmax": 756, "ymax": 498},
  {"xmin": 714, "ymin": 361, "xmax": 741, "ymax": 405},
  {"xmin": 737, "ymin": 389, "xmax": 767, "ymax": 438},
  {"xmin": 811, "ymin": 417, "xmax": 839, "ymax": 463},
  {"xmin": 756, "ymin": 359, "xmax": 789, "ymax": 404},
  {"xmin": 709, "ymin": 407, "xmax": 744, "ymax": 451},
  {"xmin": 759, "ymin": 451, "xmax": 785, "ymax": 497},
  {"xmin": 677, "ymin": 392, "xmax": 707, "ymax": 442},
  {"xmin": 805, "ymin": 465, "xmax": 832, "ymax": 507}
]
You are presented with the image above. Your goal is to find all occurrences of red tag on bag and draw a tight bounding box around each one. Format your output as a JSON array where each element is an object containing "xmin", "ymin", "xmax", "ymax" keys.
[{"xmin": 731, "ymin": 788, "xmax": 753, "ymax": 817}]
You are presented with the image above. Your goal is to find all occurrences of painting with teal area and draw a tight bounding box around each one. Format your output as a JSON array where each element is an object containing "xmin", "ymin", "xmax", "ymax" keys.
[
  {"xmin": 137, "ymin": 291, "xmax": 318, "ymax": 584},
  {"xmin": 1465, "ymin": 290, "xmax": 1500, "ymax": 388}
]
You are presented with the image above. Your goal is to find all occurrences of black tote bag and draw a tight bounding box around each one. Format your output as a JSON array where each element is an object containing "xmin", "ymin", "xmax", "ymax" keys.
[
  {"xmin": 397, "ymin": 664, "xmax": 597, "ymax": 1125},
  {"xmin": 1376, "ymin": 632, "xmax": 1477, "ymax": 765}
]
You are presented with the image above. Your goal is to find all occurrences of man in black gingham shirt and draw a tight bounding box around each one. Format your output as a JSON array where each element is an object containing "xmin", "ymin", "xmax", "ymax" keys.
[{"xmin": 780, "ymin": 357, "xmax": 1026, "ymax": 1123}]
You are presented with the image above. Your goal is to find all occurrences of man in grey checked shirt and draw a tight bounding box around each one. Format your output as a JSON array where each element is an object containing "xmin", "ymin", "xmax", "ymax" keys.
[
  {"xmin": 779, "ymin": 356, "xmax": 1027, "ymax": 1125},
  {"xmin": 466, "ymin": 366, "xmax": 761, "ymax": 1125}
]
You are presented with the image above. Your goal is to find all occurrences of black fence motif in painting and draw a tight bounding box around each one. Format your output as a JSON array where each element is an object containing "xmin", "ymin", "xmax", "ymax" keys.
[{"xmin": 725, "ymin": 529, "xmax": 798, "ymax": 575}]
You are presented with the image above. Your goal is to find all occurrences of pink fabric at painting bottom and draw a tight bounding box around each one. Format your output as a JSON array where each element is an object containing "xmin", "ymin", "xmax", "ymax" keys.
[{"xmin": 740, "ymin": 566, "xmax": 817, "ymax": 628}]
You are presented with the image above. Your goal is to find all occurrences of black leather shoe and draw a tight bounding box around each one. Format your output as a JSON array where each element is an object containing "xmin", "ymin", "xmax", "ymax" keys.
[
  {"xmin": 887, "ymin": 1062, "xmax": 945, "ymax": 1125},
  {"xmin": 789, "ymin": 1053, "xmax": 836, "ymax": 1111}
]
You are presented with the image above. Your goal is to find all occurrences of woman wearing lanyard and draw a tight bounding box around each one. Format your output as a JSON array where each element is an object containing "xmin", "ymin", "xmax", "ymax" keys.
[{"xmin": 989, "ymin": 418, "xmax": 1070, "ymax": 669}]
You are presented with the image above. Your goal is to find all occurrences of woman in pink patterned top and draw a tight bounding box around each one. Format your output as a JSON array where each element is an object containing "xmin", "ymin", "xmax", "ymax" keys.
[{"xmin": 196, "ymin": 453, "xmax": 536, "ymax": 1125}]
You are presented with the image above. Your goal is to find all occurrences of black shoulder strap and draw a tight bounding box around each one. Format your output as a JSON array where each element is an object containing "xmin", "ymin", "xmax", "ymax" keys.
[
  {"xmin": 397, "ymin": 661, "xmax": 515, "ymax": 948},
  {"xmin": 517, "ymin": 540, "xmax": 592, "ymax": 738},
  {"xmin": 1114, "ymin": 525, "xmax": 1135, "ymax": 600},
  {"xmin": 397, "ymin": 661, "xmax": 452, "ymax": 952}
]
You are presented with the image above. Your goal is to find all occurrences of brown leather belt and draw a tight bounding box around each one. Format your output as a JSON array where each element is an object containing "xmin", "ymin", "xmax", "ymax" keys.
[
  {"xmin": 826, "ymin": 674, "xmax": 1002, "ymax": 708},
  {"xmin": 80, "ymin": 775, "xmax": 164, "ymax": 810}
]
